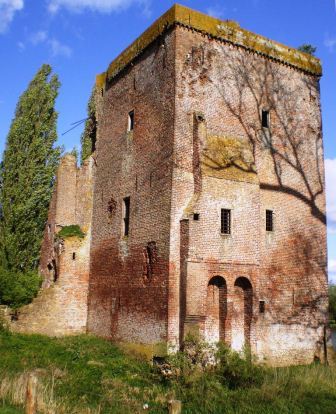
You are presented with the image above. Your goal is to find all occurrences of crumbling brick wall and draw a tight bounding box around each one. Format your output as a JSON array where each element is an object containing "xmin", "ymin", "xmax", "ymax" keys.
[{"xmin": 11, "ymin": 155, "xmax": 94, "ymax": 336}]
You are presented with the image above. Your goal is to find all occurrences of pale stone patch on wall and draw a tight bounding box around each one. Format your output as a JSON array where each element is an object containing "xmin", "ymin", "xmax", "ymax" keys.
[{"xmin": 255, "ymin": 324, "xmax": 325, "ymax": 366}]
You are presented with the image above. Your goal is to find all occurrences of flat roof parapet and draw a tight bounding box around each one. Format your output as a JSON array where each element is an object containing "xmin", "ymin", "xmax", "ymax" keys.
[{"xmin": 97, "ymin": 3, "xmax": 322, "ymax": 85}]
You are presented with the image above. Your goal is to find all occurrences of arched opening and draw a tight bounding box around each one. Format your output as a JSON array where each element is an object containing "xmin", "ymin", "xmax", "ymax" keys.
[
  {"xmin": 204, "ymin": 276, "xmax": 227, "ymax": 344},
  {"xmin": 232, "ymin": 277, "xmax": 253, "ymax": 352}
]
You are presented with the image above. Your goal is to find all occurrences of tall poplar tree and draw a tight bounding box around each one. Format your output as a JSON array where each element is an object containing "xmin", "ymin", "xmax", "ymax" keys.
[
  {"xmin": 0, "ymin": 64, "xmax": 61, "ymax": 273},
  {"xmin": 80, "ymin": 87, "xmax": 97, "ymax": 164}
]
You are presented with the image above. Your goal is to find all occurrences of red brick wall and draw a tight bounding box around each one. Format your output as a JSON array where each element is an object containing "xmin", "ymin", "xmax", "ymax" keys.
[
  {"xmin": 81, "ymin": 22, "xmax": 328, "ymax": 365},
  {"xmin": 87, "ymin": 30, "xmax": 176, "ymax": 344},
  {"xmin": 169, "ymin": 26, "xmax": 327, "ymax": 364}
]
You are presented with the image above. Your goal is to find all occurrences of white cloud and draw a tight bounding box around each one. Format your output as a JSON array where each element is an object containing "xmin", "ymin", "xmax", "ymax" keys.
[
  {"xmin": 49, "ymin": 38, "xmax": 72, "ymax": 57},
  {"xmin": 0, "ymin": 0, "xmax": 24, "ymax": 33},
  {"xmin": 206, "ymin": 6, "xmax": 226, "ymax": 19},
  {"xmin": 324, "ymin": 34, "xmax": 336, "ymax": 52},
  {"xmin": 326, "ymin": 158, "xmax": 336, "ymax": 232},
  {"xmin": 18, "ymin": 31, "xmax": 72, "ymax": 58},
  {"xmin": 30, "ymin": 30, "xmax": 48, "ymax": 45},
  {"xmin": 330, "ymin": 259, "xmax": 336, "ymax": 272},
  {"xmin": 17, "ymin": 40, "xmax": 25, "ymax": 51},
  {"xmin": 47, "ymin": 0, "xmax": 150, "ymax": 14}
]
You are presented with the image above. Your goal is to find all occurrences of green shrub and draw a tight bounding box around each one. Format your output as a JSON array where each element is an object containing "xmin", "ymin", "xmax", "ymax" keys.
[
  {"xmin": 215, "ymin": 343, "xmax": 265, "ymax": 389},
  {"xmin": 160, "ymin": 335, "xmax": 265, "ymax": 390},
  {"xmin": 0, "ymin": 267, "xmax": 41, "ymax": 309},
  {"xmin": 297, "ymin": 44, "xmax": 317, "ymax": 56},
  {"xmin": 57, "ymin": 225, "xmax": 85, "ymax": 239}
]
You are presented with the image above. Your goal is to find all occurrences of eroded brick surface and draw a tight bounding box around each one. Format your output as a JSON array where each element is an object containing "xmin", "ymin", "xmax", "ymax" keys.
[
  {"xmin": 11, "ymin": 155, "xmax": 93, "ymax": 336},
  {"xmin": 14, "ymin": 7, "xmax": 327, "ymax": 366},
  {"xmin": 169, "ymin": 26, "xmax": 327, "ymax": 365}
]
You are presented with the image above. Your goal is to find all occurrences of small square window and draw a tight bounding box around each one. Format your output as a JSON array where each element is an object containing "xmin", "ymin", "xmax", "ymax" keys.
[
  {"xmin": 193, "ymin": 213, "xmax": 200, "ymax": 221},
  {"xmin": 128, "ymin": 110, "xmax": 134, "ymax": 131},
  {"xmin": 221, "ymin": 209, "xmax": 231, "ymax": 235},
  {"xmin": 262, "ymin": 110, "xmax": 270, "ymax": 128},
  {"xmin": 266, "ymin": 210, "xmax": 274, "ymax": 232},
  {"xmin": 259, "ymin": 300, "xmax": 265, "ymax": 313}
]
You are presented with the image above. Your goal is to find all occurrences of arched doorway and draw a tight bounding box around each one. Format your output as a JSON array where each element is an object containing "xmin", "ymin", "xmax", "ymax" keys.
[
  {"xmin": 204, "ymin": 276, "xmax": 227, "ymax": 344},
  {"xmin": 232, "ymin": 277, "xmax": 253, "ymax": 352}
]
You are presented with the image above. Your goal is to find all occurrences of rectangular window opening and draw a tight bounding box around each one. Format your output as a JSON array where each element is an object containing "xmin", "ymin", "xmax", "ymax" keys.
[
  {"xmin": 193, "ymin": 213, "xmax": 200, "ymax": 221},
  {"xmin": 262, "ymin": 110, "xmax": 269, "ymax": 128},
  {"xmin": 259, "ymin": 300, "xmax": 265, "ymax": 313},
  {"xmin": 221, "ymin": 209, "xmax": 231, "ymax": 235},
  {"xmin": 266, "ymin": 210, "xmax": 274, "ymax": 232},
  {"xmin": 72, "ymin": 252, "xmax": 76, "ymax": 260},
  {"xmin": 128, "ymin": 110, "xmax": 134, "ymax": 131},
  {"xmin": 123, "ymin": 197, "xmax": 130, "ymax": 236}
]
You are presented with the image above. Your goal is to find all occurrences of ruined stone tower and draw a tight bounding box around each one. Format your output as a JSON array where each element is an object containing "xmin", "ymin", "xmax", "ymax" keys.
[
  {"xmin": 12, "ymin": 155, "xmax": 94, "ymax": 335},
  {"xmin": 14, "ymin": 4, "xmax": 328, "ymax": 366}
]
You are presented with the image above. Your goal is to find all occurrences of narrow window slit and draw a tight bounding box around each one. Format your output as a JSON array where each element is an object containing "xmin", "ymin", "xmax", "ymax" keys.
[
  {"xmin": 266, "ymin": 210, "xmax": 274, "ymax": 232},
  {"xmin": 262, "ymin": 110, "xmax": 270, "ymax": 128},
  {"xmin": 123, "ymin": 197, "xmax": 130, "ymax": 236},
  {"xmin": 128, "ymin": 110, "xmax": 134, "ymax": 131}
]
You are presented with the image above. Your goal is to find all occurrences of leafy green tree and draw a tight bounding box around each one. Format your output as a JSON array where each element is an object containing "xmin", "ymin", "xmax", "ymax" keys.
[
  {"xmin": 329, "ymin": 284, "xmax": 336, "ymax": 322},
  {"xmin": 0, "ymin": 64, "xmax": 61, "ymax": 273},
  {"xmin": 297, "ymin": 44, "xmax": 317, "ymax": 56},
  {"xmin": 0, "ymin": 266, "xmax": 41, "ymax": 308},
  {"xmin": 80, "ymin": 87, "xmax": 97, "ymax": 164}
]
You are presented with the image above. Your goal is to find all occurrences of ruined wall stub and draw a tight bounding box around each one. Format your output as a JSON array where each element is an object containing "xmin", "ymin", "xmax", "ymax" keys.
[{"xmin": 11, "ymin": 155, "xmax": 94, "ymax": 336}]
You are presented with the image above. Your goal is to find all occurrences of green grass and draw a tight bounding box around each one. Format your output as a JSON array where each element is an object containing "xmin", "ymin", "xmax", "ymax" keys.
[
  {"xmin": 0, "ymin": 403, "xmax": 23, "ymax": 413},
  {"xmin": 0, "ymin": 331, "xmax": 336, "ymax": 413}
]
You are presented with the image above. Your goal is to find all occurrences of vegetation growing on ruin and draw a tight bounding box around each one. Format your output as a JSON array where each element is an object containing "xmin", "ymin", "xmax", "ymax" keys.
[
  {"xmin": 0, "ymin": 331, "xmax": 336, "ymax": 414},
  {"xmin": 80, "ymin": 87, "xmax": 97, "ymax": 164},
  {"xmin": 105, "ymin": 5, "xmax": 322, "ymax": 82},
  {"xmin": 57, "ymin": 225, "xmax": 85, "ymax": 239},
  {"xmin": 298, "ymin": 44, "xmax": 317, "ymax": 56}
]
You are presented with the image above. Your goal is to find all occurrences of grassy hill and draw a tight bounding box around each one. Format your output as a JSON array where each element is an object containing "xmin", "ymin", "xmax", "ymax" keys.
[{"xmin": 0, "ymin": 330, "xmax": 336, "ymax": 413}]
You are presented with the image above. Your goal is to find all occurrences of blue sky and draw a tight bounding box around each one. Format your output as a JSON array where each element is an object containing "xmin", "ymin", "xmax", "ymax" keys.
[{"xmin": 0, "ymin": 0, "xmax": 335, "ymax": 279}]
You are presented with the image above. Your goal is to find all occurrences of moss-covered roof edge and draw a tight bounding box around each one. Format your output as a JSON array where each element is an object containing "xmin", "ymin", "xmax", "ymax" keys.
[{"xmin": 96, "ymin": 3, "xmax": 322, "ymax": 86}]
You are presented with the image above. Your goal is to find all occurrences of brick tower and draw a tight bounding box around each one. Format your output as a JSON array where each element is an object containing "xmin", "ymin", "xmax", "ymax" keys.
[{"xmin": 86, "ymin": 4, "xmax": 328, "ymax": 365}]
